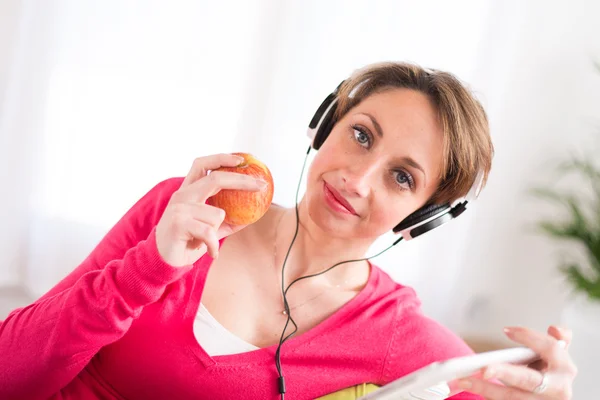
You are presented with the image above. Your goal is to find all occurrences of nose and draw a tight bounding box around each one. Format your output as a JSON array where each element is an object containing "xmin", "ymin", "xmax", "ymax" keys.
[{"xmin": 341, "ymin": 159, "xmax": 381, "ymax": 198}]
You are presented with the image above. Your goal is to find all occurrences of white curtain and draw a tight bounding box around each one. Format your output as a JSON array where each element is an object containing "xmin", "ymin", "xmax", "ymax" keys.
[{"xmin": 1, "ymin": 0, "xmax": 599, "ymax": 345}]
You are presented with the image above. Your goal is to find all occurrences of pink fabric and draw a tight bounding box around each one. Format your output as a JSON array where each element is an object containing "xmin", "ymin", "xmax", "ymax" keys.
[{"xmin": 0, "ymin": 177, "xmax": 482, "ymax": 399}]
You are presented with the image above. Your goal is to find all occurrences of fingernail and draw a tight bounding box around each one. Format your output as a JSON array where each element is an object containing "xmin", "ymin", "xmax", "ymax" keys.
[
  {"xmin": 457, "ymin": 379, "xmax": 472, "ymax": 389},
  {"xmin": 504, "ymin": 326, "xmax": 520, "ymax": 336},
  {"xmin": 483, "ymin": 367, "xmax": 495, "ymax": 380},
  {"xmin": 557, "ymin": 339, "xmax": 567, "ymax": 349},
  {"xmin": 235, "ymin": 156, "xmax": 246, "ymax": 164},
  {"xmin": 256, "ymin": 179, "xmax": 268, "ymax": 188}
]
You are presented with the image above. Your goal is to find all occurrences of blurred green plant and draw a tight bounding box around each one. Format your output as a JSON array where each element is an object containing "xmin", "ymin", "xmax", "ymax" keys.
[{"xmin": 530, "ymin": 154, "xmax": 600, "ymax": 302}]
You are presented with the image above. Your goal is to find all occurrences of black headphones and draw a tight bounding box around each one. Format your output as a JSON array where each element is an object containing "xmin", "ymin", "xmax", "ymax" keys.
[{"xmin": 306, "ymin": 81, "xmax": 485, "ymax": 240}]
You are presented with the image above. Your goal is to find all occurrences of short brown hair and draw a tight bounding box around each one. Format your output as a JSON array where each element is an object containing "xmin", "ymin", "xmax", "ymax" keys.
[{"xmin": 334, "ymin": 61, "xmax": 494, "ymax": 205}]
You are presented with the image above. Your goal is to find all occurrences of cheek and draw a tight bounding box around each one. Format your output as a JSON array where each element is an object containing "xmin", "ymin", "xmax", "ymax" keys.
[
  {"xmin": 308, "ymin": 146, "xmax": 337, "ymax": 179},
  {"xmin": 306, "ymin": 158, "xmax": 323, "ymax": 185},
  {"xmin": 368, "ymin": 195, "xmax": 422, "ymax": 231}
]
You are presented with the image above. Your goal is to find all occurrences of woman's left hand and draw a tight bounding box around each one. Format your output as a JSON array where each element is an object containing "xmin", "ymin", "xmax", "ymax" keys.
[{"xmin": 457, "ymin": 325, "xmax": 578, "ymax": 399}]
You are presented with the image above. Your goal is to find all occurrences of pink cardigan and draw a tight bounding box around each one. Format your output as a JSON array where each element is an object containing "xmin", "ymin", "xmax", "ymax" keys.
[{"xmin": 0, "ymin": 177, "xmax": 482, "ymax": 399}]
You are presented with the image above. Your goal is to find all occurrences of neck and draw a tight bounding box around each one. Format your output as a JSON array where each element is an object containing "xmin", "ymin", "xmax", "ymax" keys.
[{"xmin": 272, "ymin": 200, "xmax": 373, "ymax": 288}]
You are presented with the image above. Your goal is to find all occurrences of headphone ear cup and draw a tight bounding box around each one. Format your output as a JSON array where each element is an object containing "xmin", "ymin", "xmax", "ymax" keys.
[
  {"xmin": 393, "ymin": 203, "xmax": 451, "ymax": 233},
  {"xmin": 312, "ymin": 101, "xmax": 338, "ymax": 150}
]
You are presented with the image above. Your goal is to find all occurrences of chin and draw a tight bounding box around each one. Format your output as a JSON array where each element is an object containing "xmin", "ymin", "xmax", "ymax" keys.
[
  {"xmin": 307, "ymin": 205, "xmax": 341, "ymax": 235},
  {"xmin": 303, "ymin": 182, "xmax": 358, "ymax": 239},
  {"xmin": 303, "ymin": 186, "xmax": 341, "ymax": 233}
]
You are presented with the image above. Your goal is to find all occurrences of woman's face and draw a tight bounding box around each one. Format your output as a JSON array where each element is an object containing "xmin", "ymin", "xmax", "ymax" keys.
[{"xmin": 305, "ymin": 88, "xmax": 444, "ymax": 240}]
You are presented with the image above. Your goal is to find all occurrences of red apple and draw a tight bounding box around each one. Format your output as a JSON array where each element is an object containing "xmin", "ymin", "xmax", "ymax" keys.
[{"xmin": 207, "ymin": 152, "xmax": 274, "ymax": 226}]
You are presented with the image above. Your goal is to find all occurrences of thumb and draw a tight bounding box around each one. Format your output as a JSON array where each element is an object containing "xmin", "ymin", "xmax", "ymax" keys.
[
  {"xmin": 217, "ymin": 222, "xmax": 249, "ymax": 239},
  {"xmin": 547, "ymin": 325, "xmax": 572, "ymax": 349}
]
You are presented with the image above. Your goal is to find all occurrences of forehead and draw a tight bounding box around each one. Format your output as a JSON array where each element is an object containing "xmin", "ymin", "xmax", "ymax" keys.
[
  {"xmin": 361, "ymin": 89, "xmax": 441, "ymax": 143},
  {"xmin": 353, "ymin": 88, "xmax": 441, "ymax": 133}
]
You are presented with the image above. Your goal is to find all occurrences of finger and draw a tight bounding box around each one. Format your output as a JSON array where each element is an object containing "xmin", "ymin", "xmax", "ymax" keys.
[
  {"xmin": 186, "ymin": 220, "xmax": 220, "ymax": 258},
  {"xmin": 181, "ymin": 153, "xmax": 245, "ymax": 187},
  {"xmin": 173, "ymin": 170, "xmax": 266, "ymax": 204},
  {"xmin": 456, "ymin": 377, "xmax": 537, "ymax": 400},
  {"xmin": 548, "ymin": 325, "xmax": 572, "ymax": 348},
  {"xmin": 546, "ymin": 327, "xmax": 578, "ymax": 379},
  {"xmin": 191, "ymin": 242, "xmax": 207, "ymax": 254},
  {"xmin": 504, "ymin": 327, "xmax": 569, "ymax": 370},
  {"xmin": 190, "ymin": 170, "xmax": 267, "ymax": 201},
  {"xmin": 523, "ymin": 326, "xmax": 568, "ymax": 371},
  {"xmin": 165, "ymin": 202, "xmax": 225, "ymax": 233},
  {"xmin": 482, "ymin": 362, "xmax": 545, "ymax": 393},
  {"xmin": 486, "ymin": 365, "xmax": 575, "ymax": 400},
  {"xmin": 218, "ymin": 221, "xmax": 249, "ymax": 238},
  {"xmin": 189, "ymin": 203, "xmax": 227, "ymax": 229}
]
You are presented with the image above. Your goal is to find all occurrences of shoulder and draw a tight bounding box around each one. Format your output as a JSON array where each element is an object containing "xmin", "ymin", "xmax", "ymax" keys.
[
  {"xmin": 368, "ymin": 265, "xmax": 475, "ymax": 381},
  {"xmin": 363, "ymin": 264, "xmax": 422, "ymax": 318},
  {"xmin": 394, "ymin": 308, "xmax": 475, "ymax": 363}
]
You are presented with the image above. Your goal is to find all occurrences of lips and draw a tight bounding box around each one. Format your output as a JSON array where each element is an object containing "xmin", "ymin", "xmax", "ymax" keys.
[{"xmin": 324, "ymin": 181, "xmax": 358, "ymax": 215}]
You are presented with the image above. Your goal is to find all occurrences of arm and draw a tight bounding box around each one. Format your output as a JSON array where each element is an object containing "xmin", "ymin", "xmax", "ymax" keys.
[{"xmin": 0, "ymin": 177, "xmax": 188, "ymax": 399}]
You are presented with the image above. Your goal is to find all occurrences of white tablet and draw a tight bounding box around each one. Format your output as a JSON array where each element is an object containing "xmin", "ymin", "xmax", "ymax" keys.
[{"xmin": 358, "ymin": 346, "xmax": 540, "ymax": 400}]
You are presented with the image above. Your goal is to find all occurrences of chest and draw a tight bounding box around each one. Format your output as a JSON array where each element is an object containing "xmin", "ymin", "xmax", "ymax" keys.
[
  {"xmin": 199, "ymin": 241, "xmax": 360, "ymax": 349},
  {"xmin": 88, "ymin": 273, "xmax": 388, "ymax": 400}
]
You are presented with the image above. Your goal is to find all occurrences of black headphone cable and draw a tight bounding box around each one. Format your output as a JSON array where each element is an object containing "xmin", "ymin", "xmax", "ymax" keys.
[{"xmin": 274, "ymin": 146, "xmax": 403, "ymax": 399}]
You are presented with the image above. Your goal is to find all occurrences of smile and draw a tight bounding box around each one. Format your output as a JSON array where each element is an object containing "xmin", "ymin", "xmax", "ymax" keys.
[{"xmin": 322, "ymin": 181, "xmax": 358, "ymax": 216}]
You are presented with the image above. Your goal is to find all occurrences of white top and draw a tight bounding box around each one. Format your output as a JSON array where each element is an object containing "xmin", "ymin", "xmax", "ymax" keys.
[{"xmin": 193, "ymin": 302, "xmax": 259, "ymax": 356}]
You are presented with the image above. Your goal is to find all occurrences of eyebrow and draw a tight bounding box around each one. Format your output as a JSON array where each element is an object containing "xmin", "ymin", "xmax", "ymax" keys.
[
  {"xmin": 358, "ymin": 112, "xmax": 427, "ymax": 183},
  {"xmin": 402, "ymin": 157, "xmax": 426, "ymax": 183},
  {"xmin": 359, "ymin": 112, "xmax": 384, "ymax": 138}
]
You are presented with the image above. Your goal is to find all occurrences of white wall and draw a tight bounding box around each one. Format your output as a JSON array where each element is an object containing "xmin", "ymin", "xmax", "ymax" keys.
[
  {"xmin": 0, "ymin": 0, "xmax": 59, "ymax": 287},
  {"xmin": 0, "ymin": 1, "xmax": 22, "ymax": 114},
  {"xmin": 451, "ymin": 0, "xmax": 600, "ymax": 342},
  {"xmin": 0, "ymin": 0, "xmax": 23, "ymax": 286},
  {"xmin": 1, "ymin": 0, "xmax": 598, "ymax": 351}
]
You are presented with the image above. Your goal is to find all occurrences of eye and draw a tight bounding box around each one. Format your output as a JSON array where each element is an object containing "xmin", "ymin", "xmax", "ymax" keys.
[
  {"xmin": 352, "ymin": 125, "xmax": 372, "ymax": 148},
  {"xmin": 393, "ymin": 170, "xmax": 415, "ymax": 190}
]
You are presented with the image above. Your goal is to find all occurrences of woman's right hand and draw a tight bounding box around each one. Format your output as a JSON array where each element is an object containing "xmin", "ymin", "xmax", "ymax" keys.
[{"xmin": 155, "ymin": 153, "xmax": 268, "ymax": 267}]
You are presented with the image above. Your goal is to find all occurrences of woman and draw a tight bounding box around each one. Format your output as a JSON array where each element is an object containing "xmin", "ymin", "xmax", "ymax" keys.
[{"xmin": 0, "ymin": 62, "xmax": 577, "ymax": 400}]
